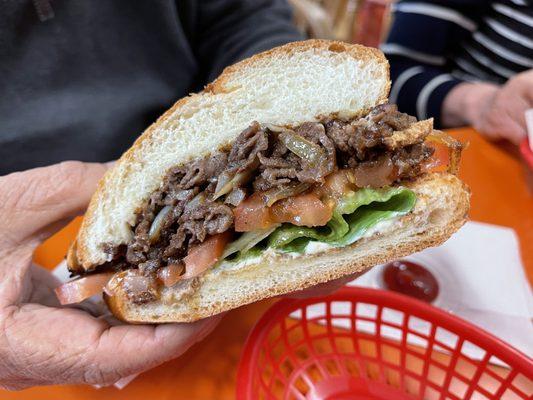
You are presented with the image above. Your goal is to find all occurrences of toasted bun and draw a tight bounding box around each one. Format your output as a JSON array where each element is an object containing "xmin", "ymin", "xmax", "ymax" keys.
[
  {"xmin": 67, "ymin": 40, "xmax": 390, "ymax": 271},
  {"xmin": 106, "ymin": 173, "xmax": 469, "ymax": 323}
]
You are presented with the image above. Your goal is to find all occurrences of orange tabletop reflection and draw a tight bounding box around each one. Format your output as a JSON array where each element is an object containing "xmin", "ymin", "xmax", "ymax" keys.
[{"xmin": 3, "ymin": 128, "xmax": 532, "ymax": 400}]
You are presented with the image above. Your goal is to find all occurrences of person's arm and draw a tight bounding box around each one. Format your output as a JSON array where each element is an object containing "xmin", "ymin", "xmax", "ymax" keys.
[
  {"xmin": 0, "ymin": 162, "xmax": 223, "ymax": 390},
  {"xmin": 178, "ymin": 0, "xmax": 303, "ymax": 83},
  {"xmin": 442, "ymin": 70, "xmax": 532, "ymax": 144},
  {"xmin": 382, "ymin": 0, "xmax": 485, "ymax": 127}
]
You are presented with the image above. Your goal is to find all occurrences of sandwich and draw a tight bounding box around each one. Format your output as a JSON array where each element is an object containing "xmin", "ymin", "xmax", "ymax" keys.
[{"xmin": 56, "ymin": 40, "xmax": 469, "ymax": 323}]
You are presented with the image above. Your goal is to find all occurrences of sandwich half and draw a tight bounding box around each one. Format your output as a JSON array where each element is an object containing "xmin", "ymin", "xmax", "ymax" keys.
[{"xmin": 60, "ymin": 40, "xmax": 470, "ymax": 323}]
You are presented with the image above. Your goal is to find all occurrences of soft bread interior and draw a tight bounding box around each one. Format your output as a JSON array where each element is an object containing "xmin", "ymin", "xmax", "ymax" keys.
[
  {"xmin": 106, "ymin": 173, "xmax": 470, "ymax": 323},
  {"xmin": 72, "ymin": 40, "xmax": 390, "ymax": 270}
]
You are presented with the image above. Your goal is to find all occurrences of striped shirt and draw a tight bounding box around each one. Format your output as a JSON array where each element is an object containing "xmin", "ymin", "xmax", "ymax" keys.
[{"xmin": 382, "ymin": 0, "xmax": 533, "ymax": 126}]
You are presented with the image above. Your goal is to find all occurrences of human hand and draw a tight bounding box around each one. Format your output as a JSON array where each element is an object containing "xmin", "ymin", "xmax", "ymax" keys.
[
  {"xmin": 0, "ymin": 161, "xmax": 222, "ymax": 390},
  {"xmin": 442, "ymin": 70, "xmax": 533, "ymax": 145}
]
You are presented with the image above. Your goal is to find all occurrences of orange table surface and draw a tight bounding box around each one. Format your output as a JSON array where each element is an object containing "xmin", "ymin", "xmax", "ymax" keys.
[{"xmin": 3, "ymin": 128, "xmax": 532, "ymax": 400}]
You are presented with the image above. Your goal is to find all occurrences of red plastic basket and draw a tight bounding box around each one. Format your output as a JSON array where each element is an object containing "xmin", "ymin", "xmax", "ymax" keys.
[{"xmin": 237, "ymin": 287, "xmax": 533, "ymax": 400}]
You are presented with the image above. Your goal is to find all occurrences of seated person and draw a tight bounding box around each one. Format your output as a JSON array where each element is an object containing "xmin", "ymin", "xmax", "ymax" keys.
[
  {"xmin": 382, "ymin": 0, "xmax": 533, "ymax": 144},
  {"xmin": 0, "ymin": 0, "xmax": 302, "ymax": 175}
]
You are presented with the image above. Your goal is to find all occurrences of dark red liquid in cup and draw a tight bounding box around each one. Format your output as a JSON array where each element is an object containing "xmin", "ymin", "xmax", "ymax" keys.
[{"xmin": 382, "ymin": 260, "xmax": 439, "ymax": 303}]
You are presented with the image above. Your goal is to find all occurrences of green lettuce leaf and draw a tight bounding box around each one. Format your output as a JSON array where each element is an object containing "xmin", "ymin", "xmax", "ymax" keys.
[
  {"xmin": 222, "ymin": 186, "xmax": 416, "ymax": 263},
  {"xmin": 268, "ymin": 186, "xmax": 416, "ymax": 251}
]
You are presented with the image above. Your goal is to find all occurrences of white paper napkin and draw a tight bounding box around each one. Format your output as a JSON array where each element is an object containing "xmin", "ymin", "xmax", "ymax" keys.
[{"xmin": 301, "ymin": 221, "xmax": 533, "ymax": 363}]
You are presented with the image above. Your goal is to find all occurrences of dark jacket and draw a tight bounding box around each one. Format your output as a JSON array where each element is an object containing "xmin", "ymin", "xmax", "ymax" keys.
[{"xmin": 0, "ymin": 0, "xmax": 302, "ymax": 174}]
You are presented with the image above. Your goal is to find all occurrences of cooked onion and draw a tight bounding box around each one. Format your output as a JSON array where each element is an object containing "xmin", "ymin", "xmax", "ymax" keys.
[
  {"xmin": 148, "ymin": 205, "xmax": 172, "ymax": 243},
  {"xmin": 261, "ymin": 182, "xmax": 311, "ymax": 207},
  {"xmin": 103, "ymin": 270, "xmax": 158, "ymax": 300},
  {"xmin": 278, "ymin": 130, "xmax": 327, "ymax": 168},
  {"xmin": 222, "ymin": 224, "xmax": 280, "ymax": 259},
  {"xmin": 157, "ymin": 263, "xmax": 184, "ymax": 287},
  {"xmin": 184, "ymin": 192, "xmax": 206, "ymax": 212},
  {"xmin": 213, "ymin": 168, "xmax": 255, "ymax": 200},
  {"xmin": 427, "ymin": 130, "xmax": 464, "ymax": 175},
  {"xmin": 55, "ymin": 272, "xmax": 114, "ymax": 305},
  {"xmin": 225, "ymin": 186, "xmax": 247, "ymax": 206}
]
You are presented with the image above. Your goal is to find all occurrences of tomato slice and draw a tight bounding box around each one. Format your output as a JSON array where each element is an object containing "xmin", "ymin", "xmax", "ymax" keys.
[
  {"xmin": 233, "ymin": 192, "xmax": 275, "ymax": 232},
  {"xmin": 318, "ymin": 169, "xmax": 356, "ymax": 199},
  {"xmin": 55, "ymin": 272, "xmax": 114, "ymax": 305},
  {"xmin": 234, "ymin": 186, "xmax": 337, "ymax": 231},
  {"xmin": 271, "ymin": 193, "xmax": 332, "ymax": 227},
  {"xmin": 183, "ymin": 232, "xmax": 232, "ymax": 279},
  {"xmin": 352, "ymin": 157, "xmax": 395, "ymax": 188}
]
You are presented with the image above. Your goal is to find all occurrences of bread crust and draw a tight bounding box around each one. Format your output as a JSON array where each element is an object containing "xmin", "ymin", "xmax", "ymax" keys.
[
  {"xmin": 105, "ymin": 172, "xmax": 470, "ymax": 323},
  {"xmin": 69, "ymin": 39, "xmax": 390, "ymax": 272}
]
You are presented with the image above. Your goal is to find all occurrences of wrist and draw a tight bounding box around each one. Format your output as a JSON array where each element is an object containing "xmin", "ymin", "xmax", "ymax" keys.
[{"xmin": 442, "ymin": 82, "xmax": 499, "ymax": 127}]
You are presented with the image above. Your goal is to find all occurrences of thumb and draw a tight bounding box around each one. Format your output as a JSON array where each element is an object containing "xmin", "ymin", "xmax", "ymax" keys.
[
  {"xmin": 0, "ymin": 161, "xmax": 109, "ymax": 249},
  {"xmin": 84, "ymin": 315, "xmax": 224, "ymax": 385}
]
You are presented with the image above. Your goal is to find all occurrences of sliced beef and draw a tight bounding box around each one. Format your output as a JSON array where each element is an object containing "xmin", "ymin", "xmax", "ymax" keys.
[
  {"xmin": 294, "ymin": 122, "xmax": 336, "ymax": 182},
  {"xmin": 368, "ymin": 104, "xmax": 416, "ymax": 131},
  {"xmin": 325, "ymin": 104, "xmax": 420, "ymax": 167},
  {"xmin": 392, "ymin": 143, "xmax": 434, "ymax": 178},
  {"xmin": 177, "ymin": 153, "xmax": 228, "ymax": 189},
  {"xmin": 253, "ymin": 150, "xmax": 299, "ymax": 192},
  {"xmin": 228, "ymin": 122, "xmax": 268, "ymax": 172},
  {"xmin": 126, "ymin": 187, "xmax": 199, "ymax": 265},
  {"xmin": 253, "ymin": 122, "xmax": 336, "ymax": 191},
  {"xmin": 163, "ymin": 196, "xmax": 233, "ymax": 259}
]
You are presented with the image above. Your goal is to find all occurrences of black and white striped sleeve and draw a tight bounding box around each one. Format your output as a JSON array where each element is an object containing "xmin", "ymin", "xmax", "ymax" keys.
[{"xmin": 382, "ymin": 0, "xmax": 485, "ymax": 127}]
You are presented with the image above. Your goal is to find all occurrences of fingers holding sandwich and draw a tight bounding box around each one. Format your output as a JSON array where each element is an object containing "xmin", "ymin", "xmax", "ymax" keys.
[
  {"xmin": 0, "ymin": 161, "xmax": 109, "ymax": 252},
  {"xmin": 0, "ymin": 159, "xmax": 224, "ymax": 390},
  {"xmin": 0, "ymin": 301, "xmax": 223, "ymax": 389},
  {"xmin": 81, "ymin": 314, "xmax": 224, "ymax": 386}
]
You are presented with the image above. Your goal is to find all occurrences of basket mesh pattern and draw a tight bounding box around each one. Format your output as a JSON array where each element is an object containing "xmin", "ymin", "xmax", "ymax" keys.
[{"xmin": 237, "ymin": 288, "xmax": 533, "ymax": 400}]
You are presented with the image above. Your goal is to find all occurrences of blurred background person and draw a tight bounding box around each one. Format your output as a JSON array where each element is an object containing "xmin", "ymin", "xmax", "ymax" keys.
[
  {"xmin": 0, "ymin": 0, "xmax": 302, "ymax": 175},
  {"xmin": 381, "ymin": 0, "xmax": 533, "ymax": 145}
]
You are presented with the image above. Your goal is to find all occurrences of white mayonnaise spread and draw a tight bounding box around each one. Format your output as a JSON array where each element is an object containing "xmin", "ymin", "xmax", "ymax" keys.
[
  {"xmin": 303, "ymin": 241, "xmax": 333, "ymax": 254},
  {"xmin": 214, "ymin": 217, "xmax": 400, "ymax": 273},
  {"xmin": 360, "ymin": 218, "xmax": 398, "ymax": 238}
]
